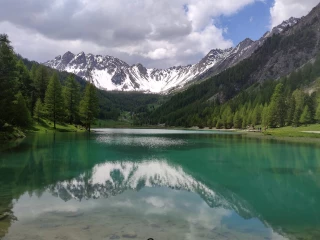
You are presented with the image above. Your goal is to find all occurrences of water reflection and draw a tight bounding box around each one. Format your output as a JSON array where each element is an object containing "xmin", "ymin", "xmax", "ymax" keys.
[
  {"xmin": 50, "ymin": 160, "xmax": 232, "ymax": 208},
  {"xmin": 0, "ymin": 130, "xmax": 320, "ymax": 239}
]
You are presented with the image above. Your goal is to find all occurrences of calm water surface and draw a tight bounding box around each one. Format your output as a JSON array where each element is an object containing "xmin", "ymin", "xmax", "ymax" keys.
[{"xmin": 0, "ymin": 129, "xmax": 320, "ymax": 240}]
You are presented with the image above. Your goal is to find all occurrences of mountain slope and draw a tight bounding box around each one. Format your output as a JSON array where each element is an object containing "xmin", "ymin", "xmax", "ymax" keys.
[
  {"xmin": 149, "ymin": 3, "xmax": 320, "ymax": 125},
  {"xmin": 44, "ymin": 49, "xmax": 231, "ymax": 93},
  {"xmin": 44, "ymin": 18, "xmax": 298, "ymax": 93}
]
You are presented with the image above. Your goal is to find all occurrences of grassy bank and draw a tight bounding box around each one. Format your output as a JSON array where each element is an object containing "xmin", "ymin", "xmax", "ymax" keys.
[
  {"xmin": 237, "ymin": 124, "xmax": 320, "ymax": 145},
  {"xmin": 27, "ymin": 119, "xmax": 85, "ymax": 133},
  {"xmin": 262, "ymin": 124, "xmax": 320, "ymax": 138}
]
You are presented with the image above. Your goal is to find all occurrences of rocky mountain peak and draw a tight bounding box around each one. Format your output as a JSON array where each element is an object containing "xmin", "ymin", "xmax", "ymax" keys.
[
  {"xmin": 43, "ymin": 15, "xmax": 303, "ymax": 93},
  {"xmin": 271, "ymin": 17, "xmax": 299, "ymax": 35},
  {"xmin": 61, "ymin": 51, "xmax": 75, "ymax": 65}
]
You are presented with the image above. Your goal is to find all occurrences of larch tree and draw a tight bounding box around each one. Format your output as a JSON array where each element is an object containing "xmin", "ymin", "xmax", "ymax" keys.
[
  {"xmin": 12, "ymin": 92, "xmax": 32, "ymax": 127},
  {"xmin": 44, "ymin": 73, "xmax": 64, "ymax": 129},
  {"xmin": 300, "ymin": 105, "xmax": 312, "ymax": 126},
  {"xmin": 292, "ymin": 89, "xmax": 306, "ymax": 126},
  {"xmin": 64, "ymin": 74, "xmax": 81, "ymax": 124},
  {"xmin": 233, "ymin": 111, "xmax": 242, "ymax": 129},
  {"xmin": 80, "ymin": 83, "xmax": 99, "ymax": 132},
  {"xmin": 16, "ymin": 60, "xmax": 33, "ymax": 110},
  {"xmin": 33, "ymin": 98, "xmax": 44, "ymax": 123},
  {"xmin": 268, "ymin": 83, "xmax": 286, "ymax": 128},
  {"xmin": 0, "ymin": 34, "xmax": 18, "ymax": 127},
  {"xmin": 34, "ymin": 65, "xmax": 49, "ymax": 102}
]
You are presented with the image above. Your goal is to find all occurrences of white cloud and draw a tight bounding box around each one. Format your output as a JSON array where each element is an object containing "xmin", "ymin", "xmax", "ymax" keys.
[
  {"xmin": 0, "ymin": 0, "xmax": 262, "ymax": 68},
  {"xmin": 270, "ymin": 0, "xmax": 320, "ymax": 27}
]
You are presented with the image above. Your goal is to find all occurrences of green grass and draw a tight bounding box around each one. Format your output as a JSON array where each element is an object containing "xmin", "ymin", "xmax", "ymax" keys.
[
  {"xmin": 27, "ymin": 118, "xmax": 85, "ymax": 133},
  {"xmin": 263, "ymin": 124, "xmax": 320, "ymax": 138}
]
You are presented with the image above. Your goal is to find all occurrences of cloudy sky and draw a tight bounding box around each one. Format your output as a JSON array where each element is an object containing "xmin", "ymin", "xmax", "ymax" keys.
[{"xmin": 0, "ymin": 0, "xmax": 319, "ymax": 68}]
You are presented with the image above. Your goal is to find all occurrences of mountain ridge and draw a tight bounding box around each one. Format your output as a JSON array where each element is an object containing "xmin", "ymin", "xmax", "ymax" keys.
[{"xmin": 44, "ymin": 17, "xmax": 299, "ymax": 93}]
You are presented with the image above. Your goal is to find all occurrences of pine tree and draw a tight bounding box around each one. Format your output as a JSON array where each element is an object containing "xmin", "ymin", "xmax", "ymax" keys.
[
  {"xmin": 233, "ymin": 111, "xmax": 242, "ymax": 129},
  {"xmin": 30, "ymin": 63, "xmax": 37, "ymax": 80},
  {"xmin": 0, "ymin": 34, "xmax": 18, "ymax": 127},
  {"xmin": 242, "ymin": 114, "xmax": 247, "ymax": 129},
  {"xmin": 222, "ymin": 106, "xmax": 233, "ymax": 129},
  {"xmin": 16, "ymin": 60, "xmax": 32, "ymax": 110},
  {"xmin": 286, "ymin": 96, "xmax": 295, "ymax": 126},
  {"xmin": 33, "ymin": 98, "xmax": 44, "ymax": 123},
  {"xmin": 63, "ymin": 74, "xmax": 81, "ymax": 124},
  {"xmin": 252, "ymin": 105, "xmax": 262, "ymax": 126},
  {"xmin": 44, "ymin": 73, "xmax": 64, "ymax": 129},
  {"xmin": 29, "ymin": 63, "xmax": 38, "ymax": 113},
  {"xmin": 268, "ymin": 83, "xmax": 286, "ymax": 127},
  {"xmin": 80, "ymin": 83, "xmax": 99, "ymax": 132},
  {"xmin": 12, "ymin": 92, "xmax": 32, "ymax": 127},
  {"xmin": 292, "ymin": 89, "xmax": 306, "ymax": 126},
  {"xmin": 34, "ymin": 65, "xmax": 49, "ymax": 102},
  {"xmin": 300, "ymin": 105, "xmax": 312, "ymax": 126},
  {"xmin": 216, "ymin": 118, "xmax": 223, "ymax": 129},
  {"xmin": 261, "ymin": 104, "xmax": 269, "ymax": 127}
]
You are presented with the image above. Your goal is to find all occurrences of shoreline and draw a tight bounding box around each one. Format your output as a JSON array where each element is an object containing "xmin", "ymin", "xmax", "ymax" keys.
[
  {"xmin": 2, "ymin": 124, "xmax": 320, "ymax": 146},
  {"xmin": 239, "ymin": 130, "xmax": 320, "ymax": 145}
]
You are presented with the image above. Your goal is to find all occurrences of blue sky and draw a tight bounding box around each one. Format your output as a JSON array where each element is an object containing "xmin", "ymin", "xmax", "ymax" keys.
[{"xmin": 219, "ymin": 0, "xmax": 274, "ymax": 45}]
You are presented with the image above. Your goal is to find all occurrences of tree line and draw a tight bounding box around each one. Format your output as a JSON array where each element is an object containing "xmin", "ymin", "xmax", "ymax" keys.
[
  {"xmin": 0, "ymin": 34, "xmax": 99, "ymax": 132},
  {"xmin": 150, "ymin": 53, "xmax": 320, "ymax": 129}
]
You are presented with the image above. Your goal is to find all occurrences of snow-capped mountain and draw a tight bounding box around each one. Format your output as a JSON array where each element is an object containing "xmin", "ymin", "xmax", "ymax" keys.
[
  {"xmin": 48, "ymin": 160, "xmax": 254, "ymax": 217},
  {"xmin": 195, "ymin": 17, "xmax": 299, "ymax": 82},
  {"xmin": 44, "ymin": 48, "xmax": 233, "ymax": 93},
  {"xmin": 44, "ymin": 17, "xmax": 299, "ymax": 94}
]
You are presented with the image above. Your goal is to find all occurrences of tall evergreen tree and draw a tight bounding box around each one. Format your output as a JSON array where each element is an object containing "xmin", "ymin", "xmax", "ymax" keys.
[
  {"xmin": 34, "ymin": 65, "xmax": 49, "ymax": 102},
  {"xmin": 268, "ymin": 83, "xmax": 286, "ymax": 127},
  {"xmin": 233, "ymin": 111, "xmax": 242, "ymax": 129},
  {"xmin": 12, "ymin": 92, "xmax": 32, "ymax": 127},
  {"xmin": 221, "ymin": 106, "xmax": 233, "ymax": 129},
  {"xmin": 286, "ymin": 96, "xmax": 295, "ymax": 126},
  {"xmin": 292, "ymin": 89, "xmax": 306, "ymax": 126},
  {"xmin": 30, "ymin": 63, "xmax": 37, "ymax": 81},
  {"xmin": 44, "ymin": 73, "xmax": 64, "ymax": 129},
  {"xmin": 261, "ymin": 104, "xmax": 269, "ymax": 127},
  {"xmin": 16, "ymin": 60, "xmax": 33, "ymax": 109},
  {"xmin": 80, "ymin": 83, "xmax": 99, "ymax": 131},
  {"xmin": 252, "ymin": 105, "xmax": 262, "ymax": 125},
  {"xmin": 0, "ymin": 34, "xmax": 17, "ymax": 127},
  {"xmin": 300, "ymin": 105, "xmax": 312, "ymax": 126},
  {"xmin": 33, "ymin": 98, "xmax": 44, "ymax": 123},
  {"xmin": 63, "ymin": 74, "xmax": 81, "ymax": 124}
]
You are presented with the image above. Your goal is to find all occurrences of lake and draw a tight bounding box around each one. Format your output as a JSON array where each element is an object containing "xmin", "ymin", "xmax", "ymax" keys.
[{"xmin": 0, "ymin": 129, "xmax": 320, "ymax": 240}]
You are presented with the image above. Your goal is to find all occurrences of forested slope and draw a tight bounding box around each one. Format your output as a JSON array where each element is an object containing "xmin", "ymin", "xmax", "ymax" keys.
[{"xmin": 150, "ymin": 3, "xmax": 320, "ymax": 128}]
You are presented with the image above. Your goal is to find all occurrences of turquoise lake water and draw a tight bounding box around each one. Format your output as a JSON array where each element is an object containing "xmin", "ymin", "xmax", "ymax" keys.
[{"xmin": 0, "ymin": 129, "xmax": 320, "ymax": 240}]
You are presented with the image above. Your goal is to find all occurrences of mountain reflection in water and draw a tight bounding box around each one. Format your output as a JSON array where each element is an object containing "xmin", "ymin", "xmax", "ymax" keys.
[{"xmin": 0, "ymin": 130, "xmax": 320, "ymax": 239}]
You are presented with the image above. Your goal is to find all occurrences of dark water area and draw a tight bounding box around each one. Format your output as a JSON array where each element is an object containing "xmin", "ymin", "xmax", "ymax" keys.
[{"xmin": 0, "ymin": 129, "xmax": 320, "ymax": 240}]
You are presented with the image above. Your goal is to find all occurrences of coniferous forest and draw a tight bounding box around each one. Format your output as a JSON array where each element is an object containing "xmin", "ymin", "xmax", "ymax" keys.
[
  {"xmin": 0, "ymin": 34, "xmax": 99, "ymax": 134},
  {"xmin": 2, "ymin": 30, "xmax": 320, "ymax": 136},
  {"xmin": 150, "ymin": 55, "xmax": 320, "ymax": 129},
  {"xmin": 0, "ymin": 34, "xmax": 161, "ymax": 138},
  {"xmin": 149, "ymin": 30, "xmax": 320, "ymax": 129}
]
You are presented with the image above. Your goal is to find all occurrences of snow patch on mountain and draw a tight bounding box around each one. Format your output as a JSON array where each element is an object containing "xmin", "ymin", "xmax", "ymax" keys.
[{"xmin": 43, "ymin": 17, "xmax": 299, "ymax": 94}]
